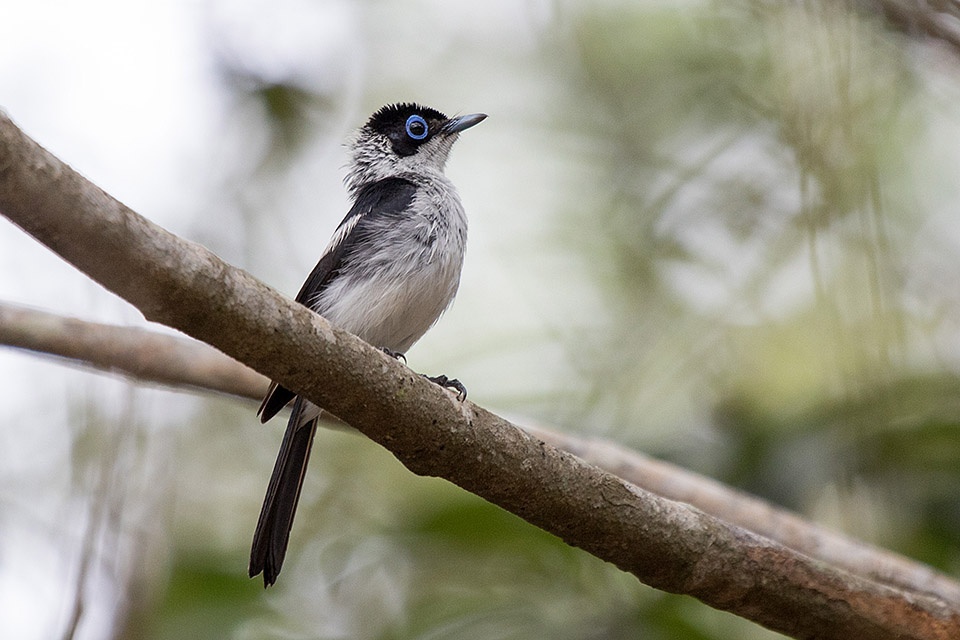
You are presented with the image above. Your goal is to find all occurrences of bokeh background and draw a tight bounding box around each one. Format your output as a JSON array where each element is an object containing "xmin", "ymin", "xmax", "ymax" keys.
[{"xmin": 3, "ymin": 1, "xmax": 960, "ymax": 638}]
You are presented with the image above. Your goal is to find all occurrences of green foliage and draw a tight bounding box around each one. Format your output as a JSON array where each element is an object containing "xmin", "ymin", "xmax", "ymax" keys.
[{"xmin": 128, "ymin": 557, "xmax": 260, "ymax": 640}]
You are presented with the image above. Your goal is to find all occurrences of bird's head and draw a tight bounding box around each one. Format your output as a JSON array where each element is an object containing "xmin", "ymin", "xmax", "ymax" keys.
[{"xmin": 346, "ymin": 102, "xmax": 486, "ymax": 193}]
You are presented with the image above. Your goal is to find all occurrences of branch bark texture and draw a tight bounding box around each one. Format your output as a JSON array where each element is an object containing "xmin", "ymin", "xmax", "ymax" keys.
[{"xmin": 1, "ymin": 112, "xmax": 958, "ymax": 639}]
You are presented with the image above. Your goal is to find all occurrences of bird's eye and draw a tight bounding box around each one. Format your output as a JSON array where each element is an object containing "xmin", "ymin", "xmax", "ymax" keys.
[{"xmin": 405, "ymin": 114, "xmax": 429, "ymax": 140}]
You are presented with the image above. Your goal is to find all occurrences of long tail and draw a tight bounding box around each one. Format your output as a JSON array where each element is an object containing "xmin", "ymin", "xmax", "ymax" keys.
[{"xmin": 249, "ymin": 396, "xmax": 319, "ymax": 587}]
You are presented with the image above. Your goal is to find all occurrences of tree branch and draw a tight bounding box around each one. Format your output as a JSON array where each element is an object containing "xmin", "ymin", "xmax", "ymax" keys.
[
  {"xmin": 1, "ymin": 112, "xmax": 957, "ymax": 639},
  {"xmin": 0, "ymin": 302, "xmax": 268, "ymax": 399},
  {"xmin": 3, "ymin": 299, "xmax": 960, "ymax": 611}
]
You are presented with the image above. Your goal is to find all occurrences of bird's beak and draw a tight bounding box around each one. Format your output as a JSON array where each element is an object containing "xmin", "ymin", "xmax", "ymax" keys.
[{"xmin": 441, "ymin": 113, "xmax": 487, "ymax": 135}]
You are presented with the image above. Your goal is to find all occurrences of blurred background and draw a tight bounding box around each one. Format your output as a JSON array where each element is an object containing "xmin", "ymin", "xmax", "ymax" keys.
[{"xmin": 3, "ymin": 0, "xmax": 960, "ymax": 638}]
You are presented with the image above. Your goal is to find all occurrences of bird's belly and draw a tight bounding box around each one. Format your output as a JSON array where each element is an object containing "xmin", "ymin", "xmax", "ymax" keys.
[{"xmin": 316, "ymin": 255, "xmax": 462, "ymax": 353}]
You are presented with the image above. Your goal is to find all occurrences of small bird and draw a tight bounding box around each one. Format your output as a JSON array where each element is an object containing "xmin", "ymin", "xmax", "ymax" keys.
[{"xmin": 249, "ymin": 102, "xmax": 486, "ymax": 586}]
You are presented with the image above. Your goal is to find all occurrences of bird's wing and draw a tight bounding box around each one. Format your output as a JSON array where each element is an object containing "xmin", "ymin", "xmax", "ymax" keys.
[{"xmin": 257, "ymin": 177, "xmax": 418, "ymax": 422}]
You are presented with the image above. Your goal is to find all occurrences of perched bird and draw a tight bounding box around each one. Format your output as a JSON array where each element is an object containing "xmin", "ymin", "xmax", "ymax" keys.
[{"xmin": 249, "ymin": 102, "xmax": 486, "ymax": 587}]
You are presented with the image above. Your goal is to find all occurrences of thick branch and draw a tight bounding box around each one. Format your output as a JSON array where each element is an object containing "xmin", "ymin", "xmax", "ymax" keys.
[
  {"xmin": 1, "ymin": 112, "xmax": 958, "ymax": 639},
  {"xmin": 3, "ymin": 300, "xmax": 960, "ymax": 610}
]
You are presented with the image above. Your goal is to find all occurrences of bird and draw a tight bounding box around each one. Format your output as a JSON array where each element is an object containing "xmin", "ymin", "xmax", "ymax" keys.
[{"xmin": 249, "ymin": 102, "xmax": 486, "ymax": 587}]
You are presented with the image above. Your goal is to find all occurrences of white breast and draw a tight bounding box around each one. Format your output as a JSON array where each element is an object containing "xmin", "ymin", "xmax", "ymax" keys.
[{"xmin": 314, "ymin": 176, "xmax": 468, "ymax": 353}]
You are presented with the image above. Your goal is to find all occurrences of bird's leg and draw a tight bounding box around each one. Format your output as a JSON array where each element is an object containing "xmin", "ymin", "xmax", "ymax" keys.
[
  {"xmin": 380, "ymin": 347, "xmax": 406, "ymax": 363},
  {"xmin": 424, "ymin": 374, "xmax": 467, "ymax": 401},
  {"xmin": 379, "ymin": 347, "xmax": 464, "ymax": 399}
]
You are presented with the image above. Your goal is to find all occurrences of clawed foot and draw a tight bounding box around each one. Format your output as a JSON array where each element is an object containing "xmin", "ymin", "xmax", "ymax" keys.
[
  {"xmin": 381, "ymin": 347, "xmax": 406, "ymax": 363},
  {"xmin": 425, "ymin": 374, "xmax": 467, "ymax": 401},
  {"xmin": 381, "ymin": 350, "xmax": 465, "ymax": 400}
]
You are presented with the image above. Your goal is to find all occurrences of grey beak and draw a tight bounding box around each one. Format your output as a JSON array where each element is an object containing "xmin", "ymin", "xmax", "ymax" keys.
[{"xmin": 441, "ymin": 113, "xmax": 487, "ymax": 134}]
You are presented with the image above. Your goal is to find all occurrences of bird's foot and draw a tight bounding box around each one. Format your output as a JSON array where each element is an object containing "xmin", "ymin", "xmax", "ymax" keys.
[
  {"xmin": 424, "ymin": 374, "xmax": 467, "ymax": 401},
  {"xmin": 381, "ymin": 347, "xmax": 406, "ymax": 363}
]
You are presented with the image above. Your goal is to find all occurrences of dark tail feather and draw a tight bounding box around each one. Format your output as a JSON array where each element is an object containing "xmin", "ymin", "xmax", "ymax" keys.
[
  {"xmin": 258, "ymin": 381, "xmax": 297, "ymax": 423},
  {"xmin": 249, "ymin": 397, "xmax": 319, "ymax": 587}
]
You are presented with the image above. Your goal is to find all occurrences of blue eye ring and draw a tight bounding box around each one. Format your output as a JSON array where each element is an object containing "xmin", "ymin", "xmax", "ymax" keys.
[{"xmin": 405, "ymin": 114, "xmax": 429, "ymax": 140}]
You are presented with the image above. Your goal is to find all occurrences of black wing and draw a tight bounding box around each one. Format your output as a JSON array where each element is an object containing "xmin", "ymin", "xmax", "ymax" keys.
[{"xmin": 257, "ymin": 177, "xmax": 417, "ymax": 422}]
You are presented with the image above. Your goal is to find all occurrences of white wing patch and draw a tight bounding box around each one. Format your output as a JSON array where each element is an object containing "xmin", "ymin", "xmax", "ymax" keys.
[
  {"xmin": 324, "ymin": 211, "xmax": 364, "ymax": 257},
  {"xmin": 303, "ymin": 212, "xmax": 364, "ymax": 309}
]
